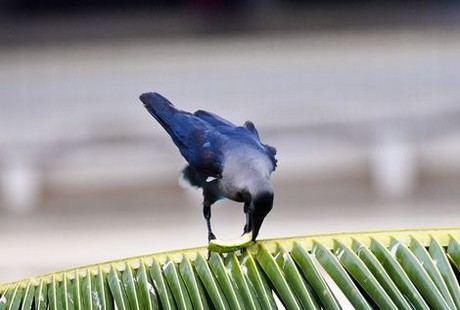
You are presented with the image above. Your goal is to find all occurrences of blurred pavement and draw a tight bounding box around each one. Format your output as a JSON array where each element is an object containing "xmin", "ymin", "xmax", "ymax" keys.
[{"xmin": 1, "ymin": 25, "xmax": 460, "ymax": 282}]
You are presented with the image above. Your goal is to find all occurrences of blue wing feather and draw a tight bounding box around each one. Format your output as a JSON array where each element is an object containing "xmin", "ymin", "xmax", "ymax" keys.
[
  {"xmin": 195, "ymin": 111, "xmax": 277, "ymax": 169},
  {"xmin": 140, "ymin": 92, "xmax": 224, "ymax": 176},
  {"xmin": 141, "ymin": 92, "xmax": 277, "ymax": 174},
  {"xmin": 244, "ymin": 121, "xmax": 277, "ymax": 170},
  {"xmin": 194, "ymin": 110, "xmax": 236, "ymax": 128}
]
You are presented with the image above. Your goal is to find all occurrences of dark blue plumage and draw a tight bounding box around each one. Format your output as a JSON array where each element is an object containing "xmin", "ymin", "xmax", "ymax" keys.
[
  {"xmin": 140, "ymin": 93, "xmax": 225, "ymax": 177},
  {"xmin": 140, "ymin": 92, "xmax": 277, "ymax": 242}
]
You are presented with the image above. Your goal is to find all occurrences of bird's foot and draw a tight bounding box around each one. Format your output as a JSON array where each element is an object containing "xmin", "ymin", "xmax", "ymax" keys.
[
  {"xmin": 242, "ymin": 224, "xmax": 249, "ymax": 236},
  {"xmin": 208, "ymin": 232, "xmax": 216, "ymax": 242}
]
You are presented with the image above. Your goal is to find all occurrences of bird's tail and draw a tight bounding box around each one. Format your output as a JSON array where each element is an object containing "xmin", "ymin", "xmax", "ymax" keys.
[{"xmin": 140, "ymin": 92, "xmax": 180, "ymax": 138}]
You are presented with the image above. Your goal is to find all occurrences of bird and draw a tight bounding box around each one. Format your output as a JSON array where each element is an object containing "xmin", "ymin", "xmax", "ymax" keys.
[{"xmin": 140, "ymin": 92, "xmax": 277, "ymax": 243}]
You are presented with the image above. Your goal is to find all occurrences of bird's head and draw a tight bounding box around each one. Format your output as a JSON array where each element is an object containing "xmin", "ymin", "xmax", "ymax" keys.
[{"xmin": 248, "ymin": 189, "xmax": 274, "ymax": 241}]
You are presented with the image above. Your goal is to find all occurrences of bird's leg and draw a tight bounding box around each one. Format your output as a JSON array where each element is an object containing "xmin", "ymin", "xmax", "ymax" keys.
[
  {"xmin": 242, "ymin": 202, "xmax": 252, "ymax": 234},
  {"xmin": 203, "ymin": 201, "xmax": 216, "ymax": 241}
]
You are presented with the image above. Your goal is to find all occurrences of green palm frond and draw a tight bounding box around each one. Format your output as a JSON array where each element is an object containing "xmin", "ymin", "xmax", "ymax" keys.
[{"xmin": 1, "ymin": 227, "xmax": 460, "ymax": 309}]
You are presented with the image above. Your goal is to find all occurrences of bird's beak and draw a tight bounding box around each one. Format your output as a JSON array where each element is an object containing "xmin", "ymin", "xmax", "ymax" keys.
[
  {"xmin": 249, "ymin": 190, "xmax": 274, "ymax": 241},
  {"xmin": 251, "ymin": 214, "xmax": 267, "ymax": 241}
]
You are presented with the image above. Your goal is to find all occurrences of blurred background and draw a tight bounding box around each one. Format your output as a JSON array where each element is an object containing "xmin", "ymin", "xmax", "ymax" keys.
[{"xmin": 2, "ymin": 0, "xmax": 460, "ymax": 283}]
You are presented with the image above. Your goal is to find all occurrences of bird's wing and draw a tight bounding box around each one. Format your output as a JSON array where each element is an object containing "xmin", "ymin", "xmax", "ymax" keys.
[
  {"xmin": 194, "ymin": 110, "xmax": 237, "ymax": 128},
  {"xmin": 243, "ymin": 121, "xmax": 277, "ymax": 171},
  {"xmin": 140, "ymin": 92, "xmax": 224, "ymax": 177},
  {"xmin": 194, "ymin": 109, "xmax": 277, "ymax": 171},
  {"xmin": 263, "ymin": 143, "xmax": 277, "ymax": 171},
  {"xmin": 217, "ymin": 121, "xmax": 277, "ymax": 172}
]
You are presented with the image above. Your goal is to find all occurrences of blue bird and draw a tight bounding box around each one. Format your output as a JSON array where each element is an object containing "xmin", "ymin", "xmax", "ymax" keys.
[{"xmin": 140, "ymin": 92, "xmax": 277, "ymax": 242}]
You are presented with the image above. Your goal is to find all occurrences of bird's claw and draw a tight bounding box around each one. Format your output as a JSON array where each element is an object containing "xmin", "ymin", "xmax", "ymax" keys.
[{"xmin": 208, "ymin": 232, "xmax": 216, "ymax": 242}]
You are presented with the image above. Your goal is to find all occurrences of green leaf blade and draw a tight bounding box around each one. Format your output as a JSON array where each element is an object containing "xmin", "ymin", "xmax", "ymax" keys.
[
  {"xmin": 121, "ymin": 264, "xmax": 141, "ymax": 310},
  {"xmin": 107, "ymin": 265, "xmax": 128, "ymax": 310},
  {"xmin": 72, "ymin": 271, "xmax": 82, "ymax": 310},
  {"xmin": 81, "ymin": 271, "xmax": 94, "ymax": 310},
  {"xmin": 178, "ymin": 257, "xmax": 209, "ymax": 310},
  {"xmin": 370, "ymin": 238, "xmax": 429, "ymax": 309},
  {"xmin": 291, "ymin": 242, "xmax": 340, "ymax": 310},
  {"xmin": 255, "ymin": 245, "xmax": 301, "ymax": 309},
  {"xmin": 134, "ymin": 262, "xmax": 156, "ymax": 310},
  {"xmin": 334, "ymin": 240, "xmax": 397, "ymax": 309},
  {"xmin": 409, "ymin": 236, "xmax": 456, "ymax": 309},
  {"xmin": 351, "ymin": 239, "xmax": 412, "ymax": 309},
  {"xmin": 314, "ymin": 241, "xmax": 372, "ymax": 309},
  {"xmin": 6, "ymin": 284, "xmax": 22, "ymax": 310},
  {"xmin": 226, "ymin": 253, "xmax": 261, "ymax": 309},
  {"xmin": 163, "ymin": 257, "xmax": 193, "ymax": 310},
  {"xmin": 0, "ymin": 286, "xmax": 11, "ymax": 310},
  {"xmin": 430, "ymin": 237, "xmax": 460, "ymax": 309},
  {"xmin": 274, "ymin": 246, "xmax": 318, "ymax": 309},
  {"xmin": 34, "ymin": 279, "xmax": 48, "ymax": 310},
  {"xmin": 94, "ymin": 268, "xmax": 114, "ymax": 310},
  {"xmin": 194, "ymin": 254, "xmax": 229, "ymax": 310},
  {"xmin": 448, "ymin": 236, "xmax": 460, "ymax": 272},
  {"xmin": 20, "ymin": 281, "xmax": 35, "ymax": 310},
  {"xmin": 148, "ymin": 258, "xmax": 176, "ymax": 310},
  {"xmin": 209, "ymin": 253, "xmax": 242, "ymax": 310},
  {"xmin": 391, "ymin": 239, "xmax": 450, "ymax": 309}
]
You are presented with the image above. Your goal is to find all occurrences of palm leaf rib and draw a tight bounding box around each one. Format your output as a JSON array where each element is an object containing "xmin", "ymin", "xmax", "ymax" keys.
[{"xmin": 1, "ymin": 227, "xmax": 460, "ymax": 309}]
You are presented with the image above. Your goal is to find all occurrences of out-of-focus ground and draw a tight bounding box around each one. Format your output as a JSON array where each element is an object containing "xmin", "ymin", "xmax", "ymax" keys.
[{"xmin": 2, "ymin": 2, "xmax": 460, "ymax": 283}]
